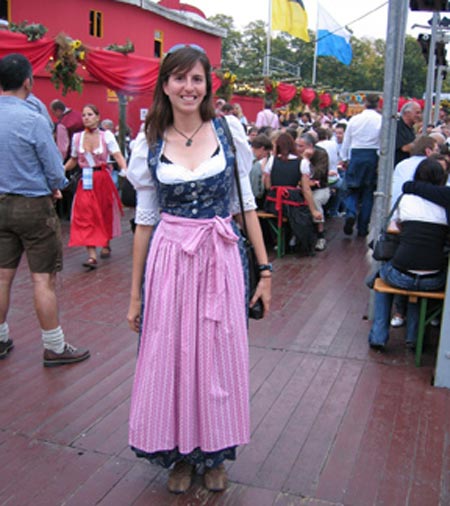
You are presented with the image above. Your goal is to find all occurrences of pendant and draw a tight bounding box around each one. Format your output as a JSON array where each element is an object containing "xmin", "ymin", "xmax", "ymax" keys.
[{"xmin": 186, "ymin": 139, "xmax": 192, "ymax": 147}]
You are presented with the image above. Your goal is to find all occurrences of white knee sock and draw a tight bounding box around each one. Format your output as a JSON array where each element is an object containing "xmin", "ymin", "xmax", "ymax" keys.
[
  {"xmin": 0, "ymin": 322, "xmax": 9, "ymax": 343},
  {"xmin": 41, "ymin": 326, "xmax": 65, "ymax": 353}
]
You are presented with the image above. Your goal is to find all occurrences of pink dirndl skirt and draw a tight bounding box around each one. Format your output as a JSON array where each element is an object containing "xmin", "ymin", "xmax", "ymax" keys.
[{"xmin": 129, "ymin": 213, "xmax": 250, "ymax": 455}]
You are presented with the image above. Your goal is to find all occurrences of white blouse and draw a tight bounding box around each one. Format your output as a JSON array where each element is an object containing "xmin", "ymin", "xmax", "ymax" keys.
[
  {"xmin": 127, "ymin": 116, "xmax": 256, "ymax": 225},
  {"xmin": 71, "ymin": 130, "xmax": 120, "ymax": 158},
  {"xmin": 397, "ymin": 194, "xmax": 447, "ymax": 225}
]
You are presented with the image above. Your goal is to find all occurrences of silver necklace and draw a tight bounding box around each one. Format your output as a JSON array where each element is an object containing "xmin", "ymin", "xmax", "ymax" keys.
[{"xmin": 172, "ymin": 122, "xmax": 203, "ymax": 147}]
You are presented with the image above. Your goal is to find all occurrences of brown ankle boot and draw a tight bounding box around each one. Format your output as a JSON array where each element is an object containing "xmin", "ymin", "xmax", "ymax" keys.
[
  {"xmin": 167, "ymin": 461, "xmax": 194, "ymax": 494},
  {"xmin": 203, "ymin": 463, "xmax": 228, "ymax": 492}
]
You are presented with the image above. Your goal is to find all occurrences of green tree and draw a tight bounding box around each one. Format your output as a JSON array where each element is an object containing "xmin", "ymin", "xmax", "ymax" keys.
[
  {"xmin": 401, "ymin": 35, "xmax": 427, "ymax": 97},
  {"xmin": 206, "ymin": 13, "xmax": 431, "ymax": 99},
  {"xmin": 208, "ymin": 14, "xmax": 243, "ymax": 74},
  {"xmin": 270, "ymin": 32, "xmax": 314, "ymax": 80},
  {"xmin": 239, "ymin": 20, "xmax": 267, "ymax": 78}
]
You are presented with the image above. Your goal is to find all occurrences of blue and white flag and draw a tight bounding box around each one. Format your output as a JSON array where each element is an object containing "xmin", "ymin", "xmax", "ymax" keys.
[{"xmin": 317, "ymin": 4, "xmax": 352, "ymax": 65}]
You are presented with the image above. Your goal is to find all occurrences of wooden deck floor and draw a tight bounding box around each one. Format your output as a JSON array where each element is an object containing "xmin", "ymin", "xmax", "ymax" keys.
[{"xmin": 1, "ymin": 210, "xmax": 449, "ymax": 506}]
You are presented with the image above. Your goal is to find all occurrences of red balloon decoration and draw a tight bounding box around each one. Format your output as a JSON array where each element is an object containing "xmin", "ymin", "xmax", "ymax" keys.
[
  {"xmin": 276, "ymin": 82, "xmax": 297, "ymax": 105},
  {"xmin": 319, "ymin": 92, "xmax": 332, "ymax": 109},
  {"xmin": 397, "ymin": 96, "xmax": 408, "ymax": 112},
  {"xmin": 300, "ymin": 87, "xmax": 316, "ymax": 105},
  {"xmin": 338, "ymin": 102, "xmax": 348, "ymax": 114}
]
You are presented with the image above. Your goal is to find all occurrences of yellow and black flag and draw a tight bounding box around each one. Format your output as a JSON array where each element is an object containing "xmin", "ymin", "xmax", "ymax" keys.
[{"xmin": 272, "ymin": 0, "xmax": 310, "ymax": 42}]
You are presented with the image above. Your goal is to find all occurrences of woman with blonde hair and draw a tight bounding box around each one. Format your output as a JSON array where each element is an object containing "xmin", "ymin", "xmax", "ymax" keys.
[{"xmin": 233, "ymin": 102, "xmax": 248, "ymax": 130}]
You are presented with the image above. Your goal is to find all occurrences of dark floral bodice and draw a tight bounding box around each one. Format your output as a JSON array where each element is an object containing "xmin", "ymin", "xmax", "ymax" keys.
[{"xmin": 147, "ymin": 118, "xmax": 235, "ymax": 219}]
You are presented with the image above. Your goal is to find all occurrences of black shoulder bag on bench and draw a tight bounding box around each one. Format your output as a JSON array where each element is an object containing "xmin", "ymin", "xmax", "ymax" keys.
[{"xmin": 370, "ymin": 195, "xmax": 402, "ymax": 261}]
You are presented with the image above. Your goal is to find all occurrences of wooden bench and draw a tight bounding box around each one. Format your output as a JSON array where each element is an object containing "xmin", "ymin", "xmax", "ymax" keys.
[
  {"xmin": 373, "ymin": 278, "xmax": 445, "ymax": 366},
  {"xmin": 257, "ymin": 211, "xmax": 288, "ymax": 258}
]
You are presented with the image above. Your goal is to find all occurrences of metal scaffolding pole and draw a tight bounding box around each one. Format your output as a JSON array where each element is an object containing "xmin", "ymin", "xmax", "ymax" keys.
[
  {"xmin": 372, "ymin": 0, "xmax": 408, "ymax": 236},
  {"xmin": 264, "ymin": 0, "xmax": 272, "ymax": 76},
  {"xmin": 422, "ymin": 12, "xmax": 439, "ymax": 132},
  {"xmin": 367, "ymin": 0, "xmax": 408, "ymax": 318},
  {"xmin": 434, "ymin": 65, "xmax": 445, "ymax": 125}
]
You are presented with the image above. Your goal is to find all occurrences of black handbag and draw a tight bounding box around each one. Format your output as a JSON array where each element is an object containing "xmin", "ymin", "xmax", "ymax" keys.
[
  {"xmin": 63, "ymin": 167, "xmax": 81, "ymax": 195},
  {"xmin": 221, "ymin": 118, "xmax": 264, "ymax": 320},
  {"xmin": 371, "ymin": 195, "xmax": 402, "ymax": 261},
  {"xmin": 242, "ymin": 229, "xmax": 264, "ymax": 320},
  {"xmin": 120, "ymin": 177, "xmax": 137, "ymax": 207}
]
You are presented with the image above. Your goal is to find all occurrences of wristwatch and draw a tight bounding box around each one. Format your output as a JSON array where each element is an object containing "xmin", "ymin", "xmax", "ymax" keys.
[{"xmin": 258, "ymin": 263, "xmax": 273, "ymax": 272}]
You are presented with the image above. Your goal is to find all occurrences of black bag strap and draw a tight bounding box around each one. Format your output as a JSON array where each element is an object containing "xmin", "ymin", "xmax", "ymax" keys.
[
  {"xmin": 382, "ymin": 194, "xmax": 403, "ymax": 231},
  {"xmin": 220, "ymin": 117, "xmax": 250, "ymax": 238}
]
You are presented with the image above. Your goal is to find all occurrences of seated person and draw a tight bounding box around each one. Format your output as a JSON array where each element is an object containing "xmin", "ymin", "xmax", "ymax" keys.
[
  {"xmin": 300, "ymin": 145, "xmax": 330, "ymax": 251},
  {"xmin": 368, "ymin": 158, "xmax": 448, "ymax": 350},
  {"xmin": 263, "ymin": 133, "xmax": 320, "ymax": 255},
  {"xmin": 249, "ymin": 134, "xmax": 273, "ymax": 207}
]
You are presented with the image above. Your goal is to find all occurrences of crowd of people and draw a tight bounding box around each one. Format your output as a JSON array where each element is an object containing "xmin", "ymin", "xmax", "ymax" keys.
[
  {"xmin": 217, "ymin": 93, "xmax": 449, "ymax": 357},
  {"xmin": 219, "ymin": 95, "xmax": 369, "ymax": 253}
]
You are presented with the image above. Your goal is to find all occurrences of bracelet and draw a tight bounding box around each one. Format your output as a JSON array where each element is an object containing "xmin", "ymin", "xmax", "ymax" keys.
[{"xmin": 258, "ymin": 263, "xmax": 273, "ymax": 272}]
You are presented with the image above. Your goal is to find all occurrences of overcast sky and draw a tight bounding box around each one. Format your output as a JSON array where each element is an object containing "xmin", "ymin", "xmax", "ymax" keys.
[{"xmin": 186, "ymin": 0, "xmax": 439, "ymax": 41}]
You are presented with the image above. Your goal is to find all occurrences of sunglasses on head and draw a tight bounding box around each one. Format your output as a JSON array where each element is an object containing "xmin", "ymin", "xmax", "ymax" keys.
[{"xmin": 166, "ymin": 44, "xmax": 206, "ymax": 56}]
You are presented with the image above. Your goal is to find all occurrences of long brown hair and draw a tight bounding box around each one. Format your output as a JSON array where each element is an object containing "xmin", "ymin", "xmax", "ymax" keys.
[
  {"xmin": 275, "ymin": 132, "xmax": 297, "ymax": 161},
  {"xmin": 145, "ymin": 46, "xmax": 215, "ymax": 146}
]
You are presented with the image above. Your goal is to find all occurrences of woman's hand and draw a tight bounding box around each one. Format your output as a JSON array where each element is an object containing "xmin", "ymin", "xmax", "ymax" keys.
[
  {"xmin": 127, "ymin": 297, "xmax": 142, "ymax": 333},
  {"xmin": 250, "ymin": 276, "xmax": 272, "ymax": 317},
  {"xmin": 64, "ymin": 157, "xmax": 77, "ymax": 172}
]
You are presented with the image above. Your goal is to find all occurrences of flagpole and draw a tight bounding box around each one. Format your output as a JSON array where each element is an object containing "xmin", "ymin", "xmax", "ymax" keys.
[
  {"xmin": 265, "ymin": 0, "xmax": 272, "ymax": 76},
  {"xmin": 312, "ymin": 1, "xmax": 319, "ymax": 84}
]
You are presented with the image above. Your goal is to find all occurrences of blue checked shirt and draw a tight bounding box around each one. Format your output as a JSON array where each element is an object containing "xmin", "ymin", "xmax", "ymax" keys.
[{"xmin": 0, "ymin": 96, "xmax": 68, "ymax": 197}]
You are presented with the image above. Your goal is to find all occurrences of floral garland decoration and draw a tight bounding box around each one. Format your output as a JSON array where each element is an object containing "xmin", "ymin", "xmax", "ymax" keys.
[
  {"xmin": 234, "ymin": 83, "xmax": 265, "ymax": 97},
  {"xmin": 104, "ymin": 39, "xmax": 135, "ymax": 54},
  {"xmin": 215, "ymin": 70, "xmax": 237, "ymax": 101},
  {"xmin": 441, "ymin": 98, "xmax": 450, "ymax": 111},
  {"xmin": 263, "ymin": 77, "xmax": 278, "ymax": 103},
  {"xmin": 48, "ymin": 34, "xmax": 85, "ymax": 95},
  {"xmin": 9, "ymin": 21, "xmax": 48, "ymax": 41}
]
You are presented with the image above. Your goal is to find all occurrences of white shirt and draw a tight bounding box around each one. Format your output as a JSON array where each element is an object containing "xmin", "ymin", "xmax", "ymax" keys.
[
  {"xmin": 127, "ymin": 117, "xmax": 256, "ymax": 226},
  {"xmin": 397, "ymin": 194, "xmax": 447, "ymax": 225},
  {"xmin": 341, "ymin": 109, "xmax": 382, "ymax": 161},
  {"xmin": 71, "ymin": 130, "xmax": 119, "ymax": 158},
  {"xmin": 316, "ymin": 139, "xmax": 339, "ymax": 172},
  {"xmin": 391, "ymin": 155, "xmax": 425, "ymax": 204},
  {"xmin": 255, "ymin": 109, "xmax": 280, "ymax": 129},
  {"xmin": 300, "ymin": 158, "xmax": 312, "ymax": 176}
]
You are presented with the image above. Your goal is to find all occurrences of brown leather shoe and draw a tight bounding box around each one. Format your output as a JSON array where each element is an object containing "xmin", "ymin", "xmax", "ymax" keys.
[
  {"xmin": 167, "ymin": 461, "xmax": 194, "ymax": 494},
  {"xmin": 43, "ymin": 343, "xmax": 90, "ymax": 367},
  {"xmin": 203, "ymin": 464, "xmax": 228, "ymax": 492}
]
